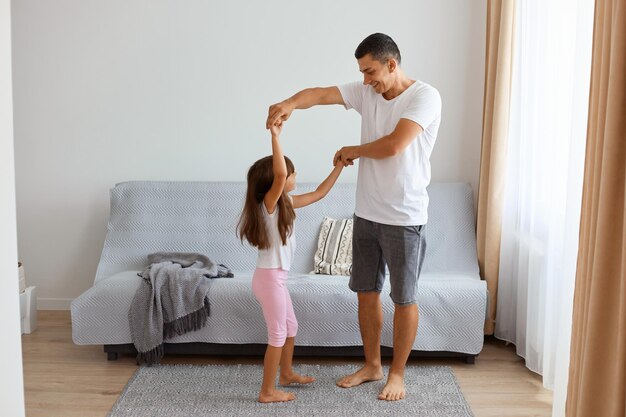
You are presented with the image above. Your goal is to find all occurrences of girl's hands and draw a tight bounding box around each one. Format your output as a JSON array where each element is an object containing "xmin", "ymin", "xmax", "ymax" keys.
[{"xmin": 269, "ymin": 122, "xmax": 283, "ymax": 137}]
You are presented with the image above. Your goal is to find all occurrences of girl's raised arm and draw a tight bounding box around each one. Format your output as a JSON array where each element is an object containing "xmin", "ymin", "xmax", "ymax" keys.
[{"xmin": 263, "ymin": 124, "xmax": 288, "ymax": 214}]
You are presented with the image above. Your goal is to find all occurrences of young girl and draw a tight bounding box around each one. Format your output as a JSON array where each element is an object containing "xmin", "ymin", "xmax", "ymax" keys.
[{"xmin": 238, "ymin": 123, "xmax": 344, "ymax": 403}]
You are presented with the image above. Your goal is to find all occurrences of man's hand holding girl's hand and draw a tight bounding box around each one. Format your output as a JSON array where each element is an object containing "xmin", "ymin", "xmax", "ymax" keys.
[
  {"xmin": 266, "ymin": 100, "xmax": 295, "ymax": 130},
  {"xmin": 333, "ymin": 146, "xmax": 360, "ymax": 167}
]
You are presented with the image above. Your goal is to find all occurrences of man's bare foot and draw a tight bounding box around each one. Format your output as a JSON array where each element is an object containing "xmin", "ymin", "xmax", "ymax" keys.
[
  {"xmin": 336, "ymin": 365, "xmax": 384, "ymax": 388},
  {"xmin": 378, "ymin": 372, "xmax": 405, "ymax": 401},
  {"xmin": 279, "ymin": 372, "xmax": 316, "ymax": 386},
  {"xmin": 258, "ymin": 389, "xmax": 296, "ymax": 403}
]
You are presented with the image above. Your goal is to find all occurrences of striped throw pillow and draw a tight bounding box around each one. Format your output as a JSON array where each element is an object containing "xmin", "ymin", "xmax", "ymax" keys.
[{"xmin": 313, "ymin": 217, "xmax": 353, "ymax": 275}]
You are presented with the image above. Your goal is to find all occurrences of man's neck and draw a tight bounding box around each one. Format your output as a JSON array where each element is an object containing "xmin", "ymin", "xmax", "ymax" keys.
[{"xmin": 382, "ymin": 72, "xmax": 415, "ymax": 100}]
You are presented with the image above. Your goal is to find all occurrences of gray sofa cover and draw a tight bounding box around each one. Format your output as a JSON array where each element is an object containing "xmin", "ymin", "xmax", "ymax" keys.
[{"xmin": 71, "ymin": 181, "xmax": 487, "ymax": 360}]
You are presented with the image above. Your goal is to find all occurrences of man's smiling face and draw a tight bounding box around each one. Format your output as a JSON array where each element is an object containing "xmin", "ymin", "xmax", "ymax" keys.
[{"xmin": 358, "ymin": 53, "xmax": 396, "ymax": 95}]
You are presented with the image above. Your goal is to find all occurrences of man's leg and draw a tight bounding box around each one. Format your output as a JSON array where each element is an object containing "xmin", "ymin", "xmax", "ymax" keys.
[
  {"xmin": 378, "ymin": 303, "xmax": 419, "ymax": 401},
  {"xmin": 336, "ymin": 291, "xmax": 384, "ymax": 387},
  {"xmin": 339, "ymin": 216, "xmax": 386, "ymax": 388},
  {"xmin": 378, "ymin": 223, "xmax": 425, "ymax": 400}
]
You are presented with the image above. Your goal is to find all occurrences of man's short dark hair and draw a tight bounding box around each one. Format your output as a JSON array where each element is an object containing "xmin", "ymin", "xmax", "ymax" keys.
[{"xmin": 355, "ymin": 33, "xmax": 401, "ymax": 65}]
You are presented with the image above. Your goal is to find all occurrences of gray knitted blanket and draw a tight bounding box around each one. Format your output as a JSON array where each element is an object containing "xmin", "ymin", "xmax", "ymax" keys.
[{"xmin": 129, "ymin": 252, "xmax": 233, "ymax": 365}]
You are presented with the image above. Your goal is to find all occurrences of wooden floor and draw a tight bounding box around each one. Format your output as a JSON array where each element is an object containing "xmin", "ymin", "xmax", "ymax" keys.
[{"xmin": 21, "ymin": 311, "xmax": 553, "ymax": 417}]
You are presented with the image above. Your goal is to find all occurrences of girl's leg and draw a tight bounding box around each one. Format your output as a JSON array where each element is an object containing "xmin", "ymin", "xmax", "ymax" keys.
[
  {"xmin": 260, "ymin": 345, "xmax": 295, "ymax": 403},
  {"xmin": 252, "ymin": 268, "xmax": 295, "ymax": 403},
  {"xmin": 278, "ymin": 286, "xmax": 315, "ymax": 386},
  {"xmin": 279, "ymin": 337, "xmax": 316, "ymax": 386}
]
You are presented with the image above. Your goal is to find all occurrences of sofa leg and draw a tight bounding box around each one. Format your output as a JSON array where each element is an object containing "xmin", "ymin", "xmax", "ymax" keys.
[
  {"xmin": 464, "ymin": 355, "xmax": 476, "ymax": 364},
  {"xmin": 107, "ymin": 351, "xmax": 119, "ymax": 361}
]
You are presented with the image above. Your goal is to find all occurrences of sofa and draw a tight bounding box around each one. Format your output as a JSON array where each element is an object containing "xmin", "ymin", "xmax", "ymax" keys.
[{"xmin": 71, "ymin": 181, "xmax": 487, "ymax": 363}]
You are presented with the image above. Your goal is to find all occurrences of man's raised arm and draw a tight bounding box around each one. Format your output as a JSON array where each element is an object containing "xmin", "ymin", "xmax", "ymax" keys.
[{"xmin": 266, "ymin": 86, "xmax": 344, "ymax": 129}]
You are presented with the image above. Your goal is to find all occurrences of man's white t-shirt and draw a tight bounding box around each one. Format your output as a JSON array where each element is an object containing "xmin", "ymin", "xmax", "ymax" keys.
[
  {"xmin": 256, "ymin": 203, "xmax": 296, "ymax": 270},
  {"xmin": 338, "ymin": 80, "xmax": 442, "ymax": 226}
]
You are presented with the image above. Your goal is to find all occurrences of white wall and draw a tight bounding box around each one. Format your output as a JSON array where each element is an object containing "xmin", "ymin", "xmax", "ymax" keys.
[
  {"xmin": 12, "ymin": 0, "xmax": 486, "ymax": 308},
  {"xmin": 1, "ymin": 0, "xmax": 26, "ymax": 414}
]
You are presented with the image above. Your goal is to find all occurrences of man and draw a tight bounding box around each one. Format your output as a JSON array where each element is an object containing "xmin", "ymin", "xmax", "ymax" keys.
[{"xmin": 266, "ymin": 33, "xmax": 441, "ymax": 401}]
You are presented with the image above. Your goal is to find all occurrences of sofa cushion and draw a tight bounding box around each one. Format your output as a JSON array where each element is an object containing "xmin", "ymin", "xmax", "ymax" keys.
[
  {"xmin": 313, "ymin": 217, "xmax": 353, "ymax": 276},
  {"xmin": 72, "ymin": 269, "xmax": 487, "ymax": 354}
]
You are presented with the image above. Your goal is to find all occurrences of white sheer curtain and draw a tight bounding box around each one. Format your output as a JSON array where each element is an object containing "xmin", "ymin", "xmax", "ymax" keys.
[{"xmin": 494, "ymin": 1, "xmax": 593, "ymax": 416}]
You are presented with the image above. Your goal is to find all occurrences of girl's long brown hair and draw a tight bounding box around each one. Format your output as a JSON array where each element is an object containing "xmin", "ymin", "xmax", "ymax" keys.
[{"xmin": 237, "ymin": 155, "xmax": 296, "ymax": 250}]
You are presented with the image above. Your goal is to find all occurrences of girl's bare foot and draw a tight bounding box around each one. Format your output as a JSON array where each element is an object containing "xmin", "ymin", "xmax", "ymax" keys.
[
  {"xmin": 258, "ymin": 389, "xmax": 296, "ymax": 403},
  {"xmin": 336, "ymin": 365, "xmax": 384, "ymax": 388},
  {"xmin": 279, "ymin": 372, "xmax": 316, "ymax": 386}
]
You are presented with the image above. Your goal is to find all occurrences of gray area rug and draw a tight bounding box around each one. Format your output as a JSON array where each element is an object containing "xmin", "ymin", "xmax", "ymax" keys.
[{"xmin": 109, "ymin": 364, "xmax": 474, "ymax": 417}]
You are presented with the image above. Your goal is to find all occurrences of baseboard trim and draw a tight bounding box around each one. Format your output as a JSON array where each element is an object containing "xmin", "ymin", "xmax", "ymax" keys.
[{"xmin": 37, "ymin": 298, "xmax": 72, "ymax": 310}]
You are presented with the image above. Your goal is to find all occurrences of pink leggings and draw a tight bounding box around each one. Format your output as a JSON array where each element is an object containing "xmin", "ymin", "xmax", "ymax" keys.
[{"xmin": 252, "ymin": 268, "xmax": 298, "ymax": 347}]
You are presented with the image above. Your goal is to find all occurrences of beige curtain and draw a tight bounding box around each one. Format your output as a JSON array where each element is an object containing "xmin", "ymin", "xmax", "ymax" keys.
[
  {"xmin": 566, "ymin": 0, "xmax": 626, "ymax": 416},
  {"xmin": 477, "ymin": 0, "xmax": 516, "ymax": 335}
]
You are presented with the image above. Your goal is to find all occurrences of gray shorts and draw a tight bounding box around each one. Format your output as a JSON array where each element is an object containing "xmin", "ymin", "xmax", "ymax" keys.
[{"xmin": 349, "ymin": 215, "xmax": 426, "ymax": 305}]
